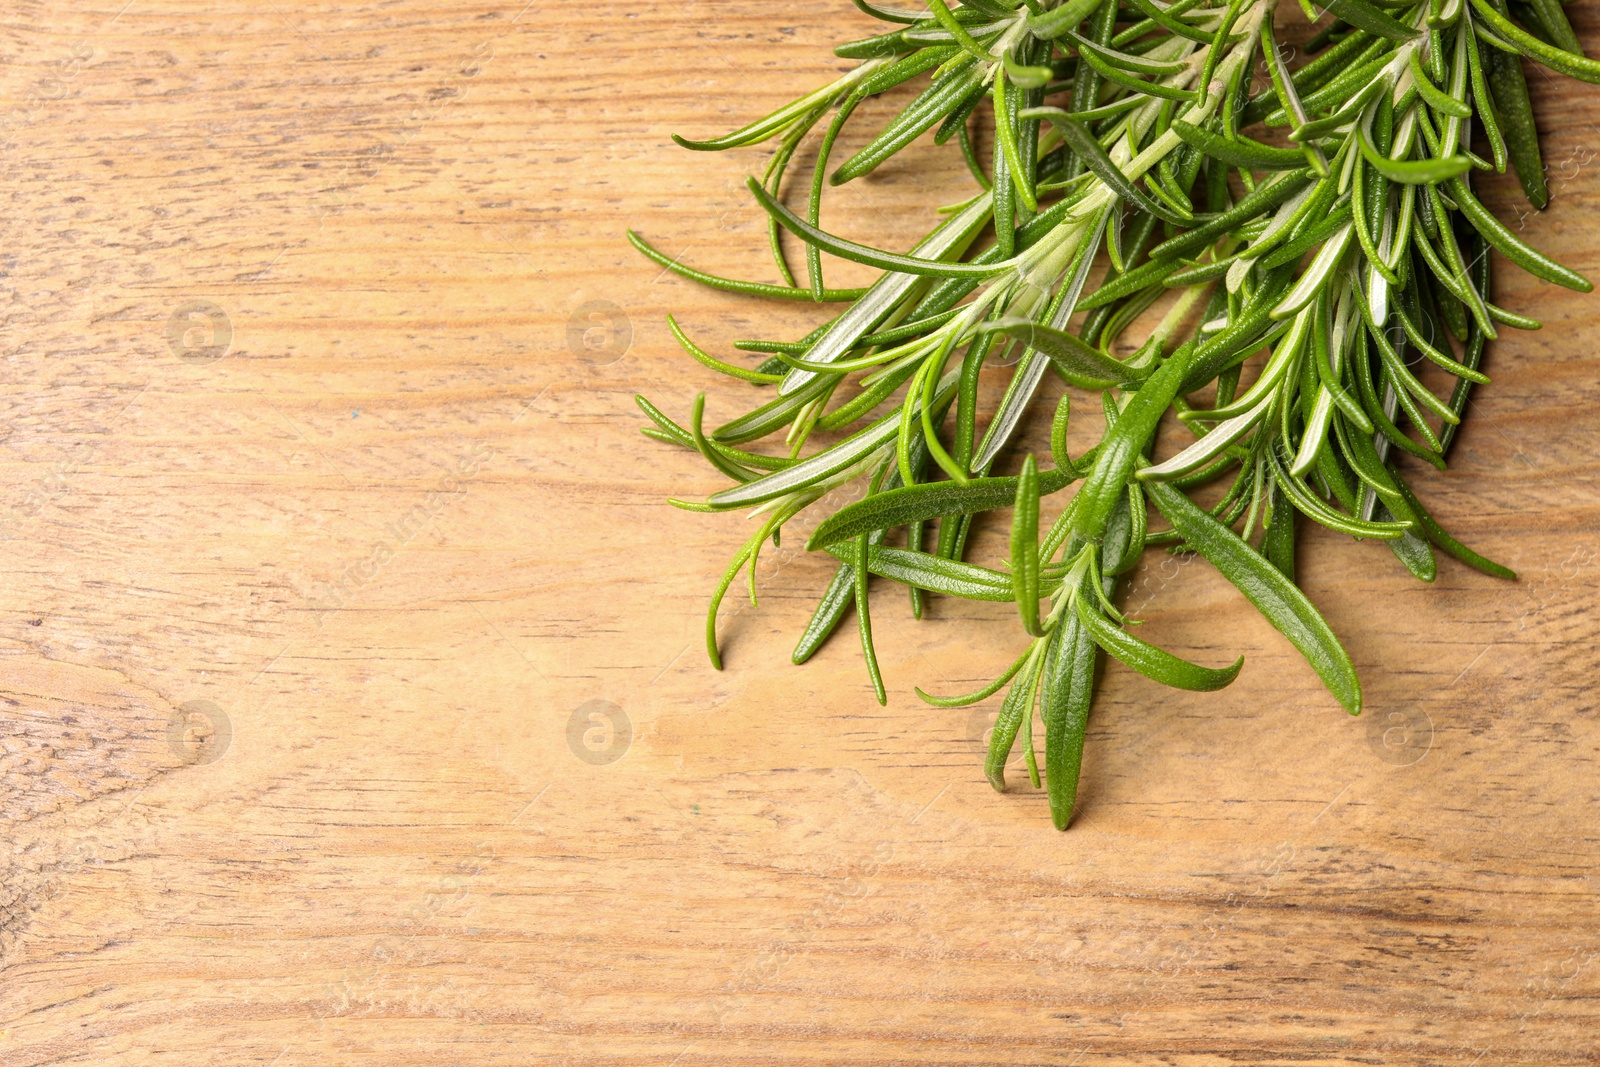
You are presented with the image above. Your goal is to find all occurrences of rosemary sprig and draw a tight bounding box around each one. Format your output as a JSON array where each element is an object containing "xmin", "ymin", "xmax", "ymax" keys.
[{"xmin": 635, "ymin": 0, "xmax": 1596, "ymax": 828}]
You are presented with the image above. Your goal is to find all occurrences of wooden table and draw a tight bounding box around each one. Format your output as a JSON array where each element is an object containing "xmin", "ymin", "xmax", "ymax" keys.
[{"xmin": 3, "ymin": 2, "xmax": 1599, "ymax": 1063}]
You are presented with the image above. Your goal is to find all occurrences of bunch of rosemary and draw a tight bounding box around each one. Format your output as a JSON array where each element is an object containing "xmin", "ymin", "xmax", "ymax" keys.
[{"xmin": 631, "ymin": 0, "xmax": 1597, "ymax": 828}]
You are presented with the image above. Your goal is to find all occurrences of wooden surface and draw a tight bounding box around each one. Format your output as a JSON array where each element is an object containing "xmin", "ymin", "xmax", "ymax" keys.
[{"xmin": 3, "ymin": 2, "xmax": 1600, "ymax": 1063}]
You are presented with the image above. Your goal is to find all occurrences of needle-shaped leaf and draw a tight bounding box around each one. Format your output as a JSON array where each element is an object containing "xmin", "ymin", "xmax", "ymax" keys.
[
  {"xmin": 1042, "ymin": 113, "xmax": 1193, "ymax": 225},
  {"xmin": 793, "ymin": 529, "xmax": 884, "ymax": 665},
  {"xmin": 987, "ymin": 642, "xmax": 1046, "ymax": 790},
  {"xmin": 1408, "ymin": 49, "xmax": 1473, "ymax": 119},
  {"xmin": 628, "ymin": 230, "xmax": 867, "ymax": 302},
  {"xmin": 672, "ymin": 72, "xmax": 866, "ymax": 150},
  {"xmin": 1146, "ymin": 478, "xmax": 1361, "ymax": 712},
  {"xmin": 853, "ymin": 534, "xmax": 888, "ymax": 704},
  {"xmin": 1171, "ymin": 120, "xmax": 1308, "ymax": 170},
  {"xmin": 1002, "ymin": 52, "xmax": 1055, "ymax": 88},
  {"xmin": 1074, "ymin": 346, "xmax": 1197, "ymax": 542},
  {"xmin": 709, "ymin": 371, "xmax": 958, "ymax": 507},
  {"xmin": 1146, "ymin": 169, "xmax": 1313, "ymax": 262},
  {"xmin": 1140, "ymin": 403, "xmax": 1266, "ymax": 480},
  {"xmin": 1485, "ymin": 42, "xmax": 1548, "ymax": 207},
  {"xmin": 1471, "ymin": 0, "xmax": 1600, "ymax": 84},
  {"xmin": 1446, "ymin": 176, "xmax": 1593, "ymax": 291},
  {"xmin": 1325, "ymin": 0, "xmax": 1419, "ymax": 40},
  {"xmin": 1356, "ymin": 129, "xmax": 1473, "ymax": 185},
  {"xmin": 1012, "ymin": 455, "xmax": 1044, "ymax": 636},
  {"xmin": 667, "ymin": 315, "xmax": 786, "ymax": 384},
  {"xmin": 809, "ymin": 463, "xmax": 1078, "ymax": 547},
  {"xmin": 916, "ymin": 644, "xmax": 1033, "ymax": 708},
  {"xmin": 833, "ymin": 60, "xmax": 988, "ymax": 183},
  {"xmin": 823, "ymin": 542, "xmax": 1017, "ymax": 601},
  {"xmin": 992, "ymin": 318, "xmax": 1143, "ymax": 388},
  {"xmin": 1123, "ymin": 0, "xmax": 1216, "ymax": 43},
  {"xmin": 1068, "ymin": 31, "xmax": 1199, "ymax": 101},
  {"xmin": 747, "ymin": 178, "xmax": 1011, "ymax": 278},
  {"xmin": 1028, "ymin": 0, "xmax": 1103, "ymax": 38},
  {"xmin": 1074, "ymin": 589, "xmax": 1244, "ymax": 691},
  {"xmin": 1391, "ymin": 476, "xmax": 1518, "ymax": 579},
  {"xmin": 1040, "ymin": 611, "xmax": 1096, "ymax": 830}
]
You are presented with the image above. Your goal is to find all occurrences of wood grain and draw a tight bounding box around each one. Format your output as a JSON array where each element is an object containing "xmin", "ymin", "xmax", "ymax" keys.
[{"xmin": 2, "ymin": 1, "xmax": 1600, "ymax": 1063}]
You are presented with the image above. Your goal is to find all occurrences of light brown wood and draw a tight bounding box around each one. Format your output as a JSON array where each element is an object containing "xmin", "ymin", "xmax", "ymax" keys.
[{"xmin": 3, "ymin": 2, "xmax": 1600, "ymax": 1063}]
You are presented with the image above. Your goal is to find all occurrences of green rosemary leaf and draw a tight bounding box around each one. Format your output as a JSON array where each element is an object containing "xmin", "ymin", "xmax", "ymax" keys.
[
  {"xmin": 1356, "ymin": 129, "xmax": 1473, "ymax": 185},
  {"xmin": 1075, "ymin": 346, "xmax": 1198, "ymax": 543},
  {"xmin": 1144, "ymin": 478, "xmax": 1362, "ymax": 713},
  {"xmin": 926, "ymin": 0, "xmax": 995, "ymax": 62},
  {"xmin": 637, "ymin": 396, "xmax": 797, "ymax": 471},
  {"xmin": 836, "ymin": 30, "xmax": 916, "ymax": 60},
  {"xmin": 1012, "ymin": 455, "xmax": 1044, "ymax": 636},
  {"xmin": 1375, "ymin": 499, "xmax": 1439, "ymax": 581},
  {"xmin": 794, "ymin": 552, "xmax": 864, "ymax": 664},
  {"xmin": 710, "ymin": 372, "xmax": 959, "ymax": 507},
  {"xmin": 1325, "ymin": 0, "xmax": 1419, "ymax": 40},
  {"xmin": 852, "ymin": 0, "xmax": 928, "ymax": 24},
  {"xmin": 973, "ymin": 207, "xmax": 1109, "ymax": 470},
  {"xmin": 667, "ymin": 315, "xmax": 786, "ymax": 384},
  {"xmin": 1394, "ymin": 304, "xmax": 1490, "ymax": 382},
  {"xmin": 1039, "ymin": 612, "xmax": 1095, "ymax": 829},
  {"xmin": 714, "ymin": 376, "xmax": 834, "ymax": 444},
  {"xmin": 853, "ymin": 534, "xmax": 888, "ymax": 704},
  {"xmin": 748, "ymin": 178, "xmax": 1011, "ymax": 278},
  {"xmin": 1446, "ymin": 176, "xmax": 1593, "ymax": 290},
  {"xmin": 1070, "ymin": 34, "xmax": 1200, "ymax": 101},
  {"xmin": 1003, "ymin": 52, "xmax": 1056, "ymax": 88},
  {"xmin": 1408, "ymin": 48, "xmax": 1473, "ymax": 118},
  {"xmin": 1067, "ymin": 30, "xmax": 1189, "ymax": 75},
  {"xmin": 993, "ymin": 69, "xmax": 1039, "ymax": 214},
  {"xmin": 1171, "ymin": 119, "xmax": 1309, "ymax": 170},
  {"xmin": 1471, "ymin": 0, "xmax": 1600, "ymax": 83},
  {"xmin": 1186, "ymin": 269, "xmax": 1298, "ymax": 385},
  {"xmin": 992, "ymin": 318, "xmax": 1144, "ymax": 388},
  {"xmin": 1029, "ymin": 0, "xmax": 1104, "ymax": 38},
  {"xmin": 1141, "ymin": 405, "xmax": 1265, "ymax": 481},
  {"xmin": 834, "ymin": 60, "xmax": 987, "ymax": 183},
  {"xmin": 809, "ymin": 464, "xmax": 1079, "ymax": 548},
  {"xmin": 1524, "ymin": 0, "xmax": 1584, "ymax": 55},
  {"xmin": 1123, "ymin": 0, "xmax": 1216, "ymax": 44},
  {"xmin": 1485, "ymin": 43, "xmax": 1550, "ymax": 206},
  {"xmin": 627, "ymin": 231, "xmax": 867, "ymax": 302},
  {"xmin": 1464, "ymin": 21, "xmax": 1511, "ymax": 173},
  {"xmin": 783, "ymin": 193, "xmax": 993, "ymax": 395},
  {"xmin": 1261, "ymin": 201, "xmax": 1354, "ymax": 269},
  {"xmin": 862, "ymin": 44, "xmax": 962, "ymax": 94},
  {"xmin": 691, "ymin": 394, "xmax": 758, "ymax": 484},
  {"xmin": 1074, "ymin": 252, "xmax": 1183, "ymax": 310},
  {"xmin": 1043, "ymin": 113, "xmax": 1192, "ymax": 224},
  {"xmin": 824, "ymin": 541, "xmax": 1017, "ymax": 601},
  {"xmin": 1261, "ymin": 488, "xmax": 1296, "ymax": 579},
  {"xmin": 1146, "ymin": 169, "xmax": 1312, "ymax": 261},
  {"xmin": 1050, "ymin": 393, "xmax": 1076, "ymax": 474},
  {"xmin": 987, "ymin": 642, "xmax": 1046, "ymax": 790},
  {"xmin": 956, "ymin": 120, "xmax": 991, "ymax": 187},
  {"xmin": 936, "ymin": 80, "xmax": 990, "ymax": 144},
  {"xmin": 916, "ymin": 644, "xmax": 1033, "ymax": 707},
  {"xmin": 1391, "ymin": 475, "xmax": 1517, "ymax": 579},
  {"xmin": 672, "ymin": 73, "xmax": 863, "ymax": 151},
  {"xmin": 1074, "ymin": 587, "xmax": 1244, "ymax": 691}
]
